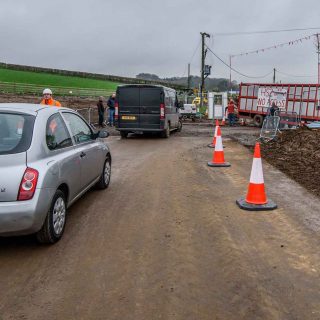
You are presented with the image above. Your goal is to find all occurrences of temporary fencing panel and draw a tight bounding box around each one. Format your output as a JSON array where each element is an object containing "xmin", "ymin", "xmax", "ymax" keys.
[
  {"xmin": 260, "ymin": 116, "xmax": 280, "ymax": 142},
  {"xmin": 239, "ymin": 83, "xmax": 320, "ymax": 122}
]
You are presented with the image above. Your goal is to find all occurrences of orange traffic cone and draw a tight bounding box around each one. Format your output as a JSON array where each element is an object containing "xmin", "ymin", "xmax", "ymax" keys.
[
  {"xmin": 220, "ymin": 115, "xmax": 226, "ymax": 126},
  {"xmin": 208, "ymin": 119, "xmax": 219, "ymax": 148},
  {"xmin": 236, "ymin": 142, "xmax": 277, "ymax": 211},
  {"xmin": 207, "ymin": 126, "xmax": 230, "ymax": 167}
]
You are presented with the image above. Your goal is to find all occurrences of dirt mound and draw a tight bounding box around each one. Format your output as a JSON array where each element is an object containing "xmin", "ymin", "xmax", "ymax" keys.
[{"xmin": 261, "ymin": 127, "xmax": 320, "ymax": 195}]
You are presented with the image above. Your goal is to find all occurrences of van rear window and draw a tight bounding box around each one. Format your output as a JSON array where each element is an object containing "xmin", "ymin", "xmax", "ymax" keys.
[
  {"xmin": 140, "ymin": 88, "xmax": 162, "ymax": 106},
  {"xmin": 0, "ymin": 113, "xmax": 35, "ymax": 155},
  {"xmin": 119, "ymin": 88, "xmax": 140, "ymax": 106}
]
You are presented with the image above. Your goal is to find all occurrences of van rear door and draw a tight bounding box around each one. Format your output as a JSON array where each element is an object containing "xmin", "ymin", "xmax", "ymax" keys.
[
  {"xmin": 140, "ymin": 87, "xmax": 161, "ymax": 130},
  {"xmin": 118, "ymin": 87, "xmax": 140, "ymax": 129}
]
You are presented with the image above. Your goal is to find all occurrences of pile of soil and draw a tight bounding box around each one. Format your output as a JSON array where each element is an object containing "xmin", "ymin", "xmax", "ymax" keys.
[{"xmin": 261, "ymin": 127, "xmax": 320, "ymax": 195}]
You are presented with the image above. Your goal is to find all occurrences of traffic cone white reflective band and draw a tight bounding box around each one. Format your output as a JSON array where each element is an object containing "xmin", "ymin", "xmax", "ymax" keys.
[
  {"xmin": 210, "ymin": 120, "xmax": 219, "ymax": 146},
  {"xmin": 214, "ymin": 123, "xmax": 218, "ymax": 138},
  {"xmin": 249, "ymin": 158, "xmax": 264, "ymax": 184},
  {"xmin": 215, "ymin": 133, "xmax": 223, "ymax": 151},
  {"xmin": 210, "ymin": 126, "xmax": 218, "ymax": 146}
]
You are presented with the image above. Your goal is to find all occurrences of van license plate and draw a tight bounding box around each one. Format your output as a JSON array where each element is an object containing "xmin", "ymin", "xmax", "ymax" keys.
[{"xmin": 122, "ymin": 116, "xmax": 136, "ymax": 120}]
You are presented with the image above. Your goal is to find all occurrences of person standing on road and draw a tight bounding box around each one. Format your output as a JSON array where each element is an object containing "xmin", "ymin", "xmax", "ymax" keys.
[
  {"xmin": 40, "ymin": 88, "xmax": 61, "ymax": 107},
  {"xmin": 227, "ymin": 98, "xmax": 236, "ymax": 126},
  {"xmin": 107, "ymin": 93, "xmax": 116, "ymax": 126},
  {"xmin": 97, "ymin": 96, "xmax": 105, "ymax": 127}
]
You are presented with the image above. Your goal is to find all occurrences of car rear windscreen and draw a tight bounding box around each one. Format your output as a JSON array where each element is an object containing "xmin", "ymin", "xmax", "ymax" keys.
[{"xmin": 0, "ymin": 113, "xmax": 35, "ymax": 155}]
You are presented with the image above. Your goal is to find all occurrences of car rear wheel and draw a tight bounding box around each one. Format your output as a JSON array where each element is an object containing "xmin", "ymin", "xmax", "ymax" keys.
[
  {"xmin": 36, "ymin": 190, "xmax": 66, "ymax": 244},
  {"xmin": 96, "ymin": 154, "xmax": 111, "ymax": 189}
]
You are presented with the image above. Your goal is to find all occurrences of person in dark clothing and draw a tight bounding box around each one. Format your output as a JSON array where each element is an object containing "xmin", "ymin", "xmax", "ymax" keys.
[
  {"xmin": 269, "ymin": 102, "xmax": 279, "ymax": 116},
  {"xmin": 97, "ymin": 96, "xmax": 105, "ymax": 127},
  {"xmin": 107, "ymin": 93, "xmax": 116, "ymax": 126}
]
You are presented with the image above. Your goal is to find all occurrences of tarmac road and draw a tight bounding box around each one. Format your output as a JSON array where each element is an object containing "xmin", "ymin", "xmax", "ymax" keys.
[{"xmin": 1, "ymin": 132, "xmax": 320, "ymax": 320}]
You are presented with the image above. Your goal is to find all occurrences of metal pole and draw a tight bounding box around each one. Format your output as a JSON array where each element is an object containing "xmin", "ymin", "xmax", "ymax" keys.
[
  {"xmin": 187, "ymin": 63, "xmax": 191, "ymax": 90},
  {"xmin": 200, "ymin": 32, "xmax": 210, "ymax": 110},
  {"xmin": 317, "ymin": 34, "xmax": 320, "ymax": 85},
  {"xmin": 273, "ymin": 68, "xmax": 276, "ymax": 84},
  {"xmin": 229, "ymin": 55, "xmax": 232, "ymax": 93}
]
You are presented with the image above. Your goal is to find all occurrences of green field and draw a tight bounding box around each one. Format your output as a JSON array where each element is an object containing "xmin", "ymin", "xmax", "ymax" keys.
[{"xmin": 0, "ymin": 68, "xmax": 118, "ymax": 90}]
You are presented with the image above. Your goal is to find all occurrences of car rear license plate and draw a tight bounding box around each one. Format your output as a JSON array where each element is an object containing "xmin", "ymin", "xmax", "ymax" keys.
[{"xmin": 122, "ymin": 116, "xmax": 136, "ymax": 120}]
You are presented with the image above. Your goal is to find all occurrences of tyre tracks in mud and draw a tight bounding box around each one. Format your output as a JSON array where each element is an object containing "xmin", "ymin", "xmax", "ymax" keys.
[{"xmin": 1, "ymin": 136, "xmax": 320, "ymax": 319}]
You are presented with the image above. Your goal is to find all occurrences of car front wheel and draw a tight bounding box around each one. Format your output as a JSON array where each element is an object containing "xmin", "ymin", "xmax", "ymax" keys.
[{"xmin": 36, "ymin": 190, "xmax": 67, "ymax": 244}]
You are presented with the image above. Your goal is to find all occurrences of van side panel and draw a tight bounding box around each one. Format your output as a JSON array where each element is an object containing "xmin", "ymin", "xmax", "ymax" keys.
[{"xmin": 164, "ymin": 89, "xmax": 179, "ymax": 128}]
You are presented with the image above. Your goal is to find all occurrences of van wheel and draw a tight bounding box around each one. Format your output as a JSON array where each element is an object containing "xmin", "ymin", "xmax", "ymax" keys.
[
  {"xmin": 120, "ymin": 131, "xmax": 128, "ymax": 138},
  {"xmin": 96, "ymin": 154, "xmax": 111, "ymax": 189},
  {"xmin": 161, "ymin": 124, "xmax": 170, "ymax": 138},
  {"xmin": 177, "ymin": 120, "xmax": 182, "ymax": 132},
  {"xmin": 36, "ymin": 190, "xmax": 66, "ymax": 244}
]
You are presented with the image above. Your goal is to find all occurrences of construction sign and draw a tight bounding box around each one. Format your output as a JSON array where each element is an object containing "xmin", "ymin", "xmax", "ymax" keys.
[{"xmin": 257, "ymin": 87, "xmax": 287, "ymax": 109}]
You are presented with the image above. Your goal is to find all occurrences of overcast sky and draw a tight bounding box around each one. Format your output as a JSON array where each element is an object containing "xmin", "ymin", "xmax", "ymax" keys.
[{"xmin": 1, "ymin": 0, "xmax": 320, "ymax": 84}]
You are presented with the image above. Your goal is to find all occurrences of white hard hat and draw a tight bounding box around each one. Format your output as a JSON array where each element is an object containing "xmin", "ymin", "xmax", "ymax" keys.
[{"xmin": 43, "ymin": 88, "xmax": 52, "ymax": 95}]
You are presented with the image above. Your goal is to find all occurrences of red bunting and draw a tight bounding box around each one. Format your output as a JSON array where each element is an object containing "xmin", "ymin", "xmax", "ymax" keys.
[{"xmin": 231, "ymin": 33, "xmax": 316, "ymax": 58}]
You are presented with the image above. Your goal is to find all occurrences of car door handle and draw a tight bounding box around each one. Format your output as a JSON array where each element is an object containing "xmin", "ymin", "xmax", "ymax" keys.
[{"xmin": 80, "ymin": 152, "xmax": 86, "ymax": 158}]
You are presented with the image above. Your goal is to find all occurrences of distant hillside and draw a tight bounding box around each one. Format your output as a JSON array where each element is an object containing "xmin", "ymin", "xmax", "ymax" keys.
[
  {"xmin": 136, "ymin": 73, "xmax": 238, "ymax": 91},
  {"xmin": 0, "ymin": 63, "xmax": 185, "ymax": 90}
]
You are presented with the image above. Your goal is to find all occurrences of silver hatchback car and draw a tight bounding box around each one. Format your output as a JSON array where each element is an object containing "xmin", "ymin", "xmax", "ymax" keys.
[{"xmin": 0, "ymin": 103, "xmax": 111, "ymax": 244}]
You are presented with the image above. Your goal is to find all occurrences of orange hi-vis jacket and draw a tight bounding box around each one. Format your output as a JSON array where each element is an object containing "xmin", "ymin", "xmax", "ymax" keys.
[
  {"xmin": 227, "ymin": 101, "xmax": 235, "ymax": 114},
  {"xmin": 40, "ymin": 98, "xmax": 61, "ymax": 107}
]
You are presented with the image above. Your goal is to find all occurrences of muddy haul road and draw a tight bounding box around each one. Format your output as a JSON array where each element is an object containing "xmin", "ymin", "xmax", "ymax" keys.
[{"xmin": 1, "ymin": 132, "xmax": 320, "ymax": 320}]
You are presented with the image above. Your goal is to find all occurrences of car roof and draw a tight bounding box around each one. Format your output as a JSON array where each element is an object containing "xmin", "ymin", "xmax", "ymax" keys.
[{"xmin": 0, "ymin": 103, "xmax": 70, "ymax": 115}]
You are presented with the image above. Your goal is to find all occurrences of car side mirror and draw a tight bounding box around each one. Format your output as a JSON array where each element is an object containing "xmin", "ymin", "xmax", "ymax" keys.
[
  {"xmin": 98, "ymin": 130, "xmax": 109, "ymax": 138},
  {"xmin": 47, "ymin": 141, "xmax": 58, "ymax": 150},
  {"xmin": 92, "ymin": 130, "xmax": 109, "ymax": 139}
]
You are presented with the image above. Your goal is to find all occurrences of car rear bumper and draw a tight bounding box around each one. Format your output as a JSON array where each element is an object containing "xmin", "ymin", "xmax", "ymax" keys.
[{"xmin": 0, "ymin": 188, "xmax": 54, "ymax": 236}]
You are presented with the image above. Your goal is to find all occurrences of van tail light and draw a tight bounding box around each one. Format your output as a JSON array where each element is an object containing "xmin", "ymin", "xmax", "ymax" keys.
[
  {"xmin": 17, "ymin": 168, "xmax": 39, "ymax": 201},
  {"xmin": 160, "ymin": 103, "xmax": 165, "ymax": 120},
  {"xmin": 115, "ymin": 102, "xmax": 119, "ymax": 120}
]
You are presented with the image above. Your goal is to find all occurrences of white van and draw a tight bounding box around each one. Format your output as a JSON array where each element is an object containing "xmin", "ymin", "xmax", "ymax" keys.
[{"xmin": 179, "ymin": 104, "xmax": 197, "ymax": 120}]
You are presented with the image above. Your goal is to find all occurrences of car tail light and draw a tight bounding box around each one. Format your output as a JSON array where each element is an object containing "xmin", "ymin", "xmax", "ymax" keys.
[
  {"xmin": 17, "ymin": 168, "xmax": 39, "ymax": 201},
  {"xmin": 115, "ymin": 102, "xmax": 119, "ymax": 120},
  {"xmin": 160, "ymin": 103, "xmax": 165, "ymax": 120}
]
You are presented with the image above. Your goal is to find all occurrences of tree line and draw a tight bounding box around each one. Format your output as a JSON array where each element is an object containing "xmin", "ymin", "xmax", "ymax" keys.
[{"xmin": 136, "ymin": 73, "xmax": 239, "ymax": 92}]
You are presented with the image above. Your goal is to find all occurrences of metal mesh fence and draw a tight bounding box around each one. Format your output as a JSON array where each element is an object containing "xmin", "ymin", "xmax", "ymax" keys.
[{"xmin": 260, "ymin": 116, "xmax": 280, "ymax": 142}]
